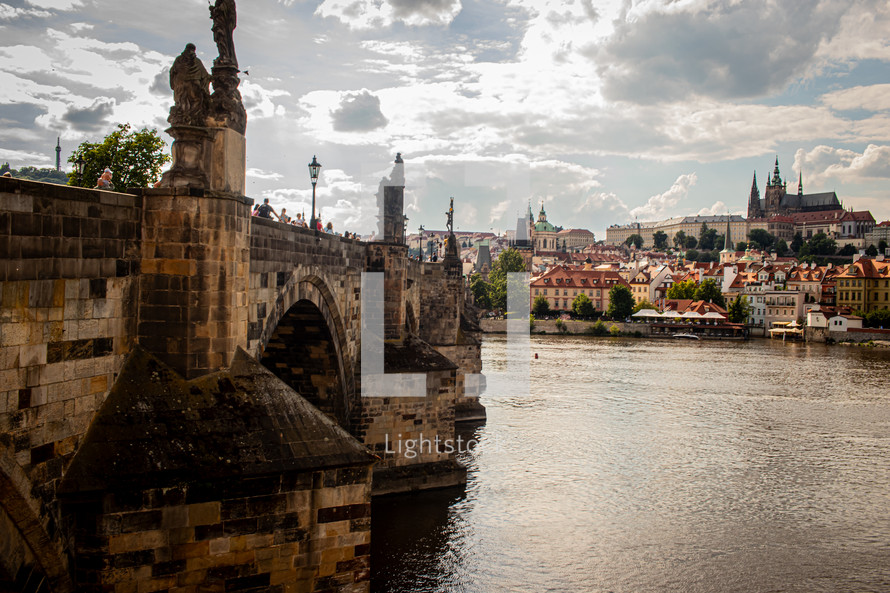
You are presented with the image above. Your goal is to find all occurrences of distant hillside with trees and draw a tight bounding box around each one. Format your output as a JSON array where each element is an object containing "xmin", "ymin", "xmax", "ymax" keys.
[{"xmin": 0, "ymin": 162, "xmax": 68, "ymax": 184}]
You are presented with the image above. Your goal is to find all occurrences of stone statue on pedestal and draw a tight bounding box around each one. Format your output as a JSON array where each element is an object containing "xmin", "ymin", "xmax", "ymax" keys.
[
  {"xmin": 210, "ymin": 0, "xmax": 238, "ymax": 68},
  {"xmin": 167, "ymin": 43, "xmax": 211, "ymax": 127},
  {"xmin": 158, "ymin": 0, "xmax": 246, "ymax": 192}
]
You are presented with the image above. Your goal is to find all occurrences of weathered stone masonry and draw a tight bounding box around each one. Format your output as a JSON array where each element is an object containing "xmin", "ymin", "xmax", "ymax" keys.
[{"xmin": 0, "ymin": 172, "xmax": 485, "ymax": 592}]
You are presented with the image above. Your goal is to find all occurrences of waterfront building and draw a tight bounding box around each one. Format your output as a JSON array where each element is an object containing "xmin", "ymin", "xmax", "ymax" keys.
[
  {"xmin": 530, "ymin": 265, "xmax": 629, "ymax": 312},
  {"xmin": 763, "ymin": 290, "xmax": 805, "ymax": 328},
  {"xmin": 835, "ymin": 256, "xmax": 890, "ymax": 313}
]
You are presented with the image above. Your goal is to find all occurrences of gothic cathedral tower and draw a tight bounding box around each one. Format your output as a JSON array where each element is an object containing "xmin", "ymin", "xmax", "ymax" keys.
[
  {"xmin": 747, "ymin": 171, "xmax": 762, "ymax": 219},
  {"xmin": 763, "ymin": 157, "xmax": 786, "ymax": 216}
]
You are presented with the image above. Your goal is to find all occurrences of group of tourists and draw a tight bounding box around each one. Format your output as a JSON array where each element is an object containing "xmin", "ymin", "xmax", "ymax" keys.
[{"xmin": 252, "ymin": 198, "xmax": 352, "ymax": 238}]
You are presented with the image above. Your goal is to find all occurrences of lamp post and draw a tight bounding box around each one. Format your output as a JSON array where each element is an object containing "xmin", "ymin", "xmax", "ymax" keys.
[
  {"xmin": 308, "ymin": 155, "xmax": 321, "ymax": 231},
  {"xmin": 74, "ymin": 154, "xmax": 85, "ymax": 186}
]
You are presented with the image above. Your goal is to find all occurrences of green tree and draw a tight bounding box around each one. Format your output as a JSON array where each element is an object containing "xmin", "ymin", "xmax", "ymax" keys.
[
  {"xmin": 699, "ymin": 225, "xmax": 718, "ymax": 250},
  {"xmin": 653, "ymin": 230, "xmax": 668, "ymax": 250},
  {"xmin": 865, "ymin": 244, "xmax": 878, "ymax": 257},
  {"xmin": 736, "ymin": 241, "xmax": 747, "ymax": 251},
  {"xmin": 532, "ymin": 294, "xmax": 551, "ymax": 317},
  {"xmin": 625, "ymin": 234, "xmax": 644, "ymax": 249},
  {"xmin": 727, "ymin": 294, "xmax": 750, "ymax": 324},
  {"xmin": 838, "ymin": 244, "xmax": 857, "ymax": 257},
  {"xmin": 747, "ymin": 228, "xmax": 775, "ymax": 250},
  {"xmin": 0, "ymin": 163, "xmax": 68, "ymax": 184},
  {"xmin": 607, "ymin": 284, "xmax": 634, "ymax": 320},
  {"xmin": 879, "ymin": 239, "xmax": 888, "ymax": 254},
  {"xmin": 775, "ymin": 239, "xmax": 788, "ymax": 257},
  {"xmin": 469, "ymin": 273, "xmax": 491, "ymax": 309},
  {"xmin": 790, "ymin": 232, "xmax": 804, "ymax": 253},
  {"xmin": 633, "ymin": 299, "xmax": 657, "ymax": 313},
  {"xmin": 68, "ymin": 123, "xmax": 170, "ymax": 190},
  {"xmin": 571, "ymin": 292, "xmax": 595, "ymax": 318},
  {"xmin": 673, "ymin": 230, "xmax": 687, "ymax": 248},
  {"xmin": 865, "ymin": 309, "xmax": 890, "ymax": 329},
  {"xmin": 685, "ymin": 235, "xmax": 697, "ymax": 249},
  {"xmin": 693, "ymin": 279, "xmax": 725, "ymax": 307},
  {"xmin": 685, "ymin": 249, "xmax": 700, "ymax": 261},
  {"xmin": 667, "ymin": 279, "xmax": 697, "ymax": 300},
  {"xmin": 807, "ymin": 232, "xmax": 836, "ymax": 256},
  {"xmin": 488, "ymin": 247, "xmax": 527, "ymax": 311}
]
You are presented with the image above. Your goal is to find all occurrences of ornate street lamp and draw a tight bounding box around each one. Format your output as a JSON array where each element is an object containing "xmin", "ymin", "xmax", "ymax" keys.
[
  {"xmin": 74, "ymin": 154, "xmax": 85, "ymax": 186},
  {"xmin": 308, "ymin": 155, "xmax": 321, "ymax": 231}
]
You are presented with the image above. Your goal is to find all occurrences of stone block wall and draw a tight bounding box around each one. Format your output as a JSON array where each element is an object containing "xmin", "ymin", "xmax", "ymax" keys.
[
  {"xmin": 358, "ymin": 368, "xmax": 456, "ymax": 471},
  {"xmin": 0, "ymin": 179, "xmax": 141, "ymax": 577},
  {"xmin": 365, "ymin": 244, "xmax": 408, "ymax": 342},
  {"xmin": 416, "ymin": 262, "xmax": 460, "ymax": 347},
  {"xmin": 63, "ymin": 467, "xmax": 371, "ymax": 593}
]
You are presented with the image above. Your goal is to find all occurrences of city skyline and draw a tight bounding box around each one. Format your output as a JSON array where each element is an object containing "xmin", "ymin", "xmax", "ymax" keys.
[{"xmin": 1, "ymin": 0, "xmax": 889, "ymax": 237}]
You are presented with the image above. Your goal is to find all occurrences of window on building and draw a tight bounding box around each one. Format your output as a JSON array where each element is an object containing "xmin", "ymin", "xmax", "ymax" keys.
[{"xmin": 534, "ymin": 289, "xmax": 539, "ymax": 295}]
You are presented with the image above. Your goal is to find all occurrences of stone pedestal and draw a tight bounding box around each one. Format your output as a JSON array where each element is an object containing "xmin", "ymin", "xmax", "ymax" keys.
[
  {"xmin": 208, "ymin": 126, "xmax": 246, "ymax": 194},
  {"xmin": 137, "ymin": 187, "xmax": 251, "ymax": 379},
  {"xmin": 158, "ymin": 126, "xmax": 212, "ymax": 188}
]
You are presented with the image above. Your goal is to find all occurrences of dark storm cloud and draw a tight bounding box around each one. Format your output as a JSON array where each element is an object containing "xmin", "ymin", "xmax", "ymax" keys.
[
  {"xmin": 593, "ymin": 1, "xmax": 848, "ymax": 104},
  {"xmin": 62, "ymin": 99, "xmax": 114, "ymax": 131},
  {"xmin": 389, "ymin": 0, "xmax": 460, "ymax": 22},
  {"xmin": 330, "ymin": 91, "xmax": 388, "ymax": 132}
]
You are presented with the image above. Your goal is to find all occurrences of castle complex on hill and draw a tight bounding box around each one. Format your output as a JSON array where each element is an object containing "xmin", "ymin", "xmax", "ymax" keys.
[
  {"xmin": 747, "ymin": 158, "xmax": 842, "ymax": 219},
  {"xmin": 607, "ymin": 157, "xmax": 877, "ymax": 248}
]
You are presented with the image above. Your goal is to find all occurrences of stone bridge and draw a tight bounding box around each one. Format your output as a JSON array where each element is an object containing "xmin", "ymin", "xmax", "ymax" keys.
[{"xmin": 0, "ymin": 159, "xmax": 484, "ymax": 592}]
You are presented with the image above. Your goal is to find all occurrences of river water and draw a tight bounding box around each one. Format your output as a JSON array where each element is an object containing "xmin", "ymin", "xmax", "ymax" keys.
[{"xmin": 372, "ymin": 335, "xmax": 890, "ymax": 593}]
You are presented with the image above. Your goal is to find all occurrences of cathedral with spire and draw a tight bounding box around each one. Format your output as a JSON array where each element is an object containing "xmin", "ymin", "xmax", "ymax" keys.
[{"xmin": 747, "ymin": 157, "xmax": 842, "ymax": 220}]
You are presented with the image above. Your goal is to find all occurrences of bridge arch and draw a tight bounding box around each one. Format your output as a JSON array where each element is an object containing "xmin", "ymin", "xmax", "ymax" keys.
[
  {"xmin": 257, "ymin": 274, "xmax": 357, "ymax": 429},
  {"xmin": 0, "ymin": 449, "xmax": 72, "ymax": 593}
]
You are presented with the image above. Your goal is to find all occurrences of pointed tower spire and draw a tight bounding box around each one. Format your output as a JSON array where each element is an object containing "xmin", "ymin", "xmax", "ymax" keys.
[
  {"xmin": 747, "ymin": 170, "xmax": 762, "ymax": 219},
  {"xmin": 55, "ymin": 137, "xmax": 61, "ymax": 171},
  {"xmin": 720, "ymin": 214, "xmax": 732, "ymax": 252},
  {"xmin": 771, "ymin": 156, "xmax": 781, "ymax": 186},
  {"xmin": 797, "ymin": 171, "xmax": 803, "ymax": 196}
]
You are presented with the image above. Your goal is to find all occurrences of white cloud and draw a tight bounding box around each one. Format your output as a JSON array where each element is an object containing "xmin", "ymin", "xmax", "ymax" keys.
[
  {"xmin": 316, "ymin": 0, "xmax": 461, "ymax": 30},
  {"xmin": 795, "ymin": 144, "xmax": 890, "ymax": 185},
  {"xmin": 629, "ymin": 173, "xmax": 697, "ymax": 220},
  {"xmin": 26, "ymin": 0, "xmax": 83, "ymax": 9},
  {"xmin": 0, "ymin": 147, "xmax": 53, "ymax": 166},
  {"xmin": 696, "ymin": 201, "xmax": 729, "ymax": 216},
  {"xmin": 247, "ymin": 167, "xmax": 283, "ymax": 180},
  {"xmin": 0, "ymin": 4, "xmax": 51, "ymax": 19},
  {"xmin": 821, "ymin": 84, "xmax": 890, "ymax": 112},
  {"xmin": 489, "ymin": 199, "xmax": 511, "ymax": 224},
  {"xmin": 815, "ymin": 2, "xmax": 890, "ymax": 62}
]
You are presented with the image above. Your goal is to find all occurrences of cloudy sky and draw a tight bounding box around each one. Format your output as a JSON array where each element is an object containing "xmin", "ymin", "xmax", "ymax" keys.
[{"xmin": 1, "ymin": 0, "xmax": 889, "ymax": 237}]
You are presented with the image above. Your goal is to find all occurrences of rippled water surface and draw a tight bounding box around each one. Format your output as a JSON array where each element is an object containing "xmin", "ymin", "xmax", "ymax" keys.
[{"xmin": 372, "ymin": 336, "xmax": 890, "ymax": 593}]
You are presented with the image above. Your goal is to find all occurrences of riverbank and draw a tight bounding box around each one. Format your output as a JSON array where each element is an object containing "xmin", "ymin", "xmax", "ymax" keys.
[{"xmin": 480, "ymin": 318, "xmax": 747, "ymax": 339}]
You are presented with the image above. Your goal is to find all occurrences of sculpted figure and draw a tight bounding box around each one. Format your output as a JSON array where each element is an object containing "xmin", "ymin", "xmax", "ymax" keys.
[
  {"xmin": 168, "ymin": 43, "xmax": 211, "ymax": 127},
  {"xmin": 210, "ymin": 0, "xmax": 238, "ymax": 68},
  {"xmin": 210, "ymin": 71, "xmax": 247, "ymax": 134}
]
